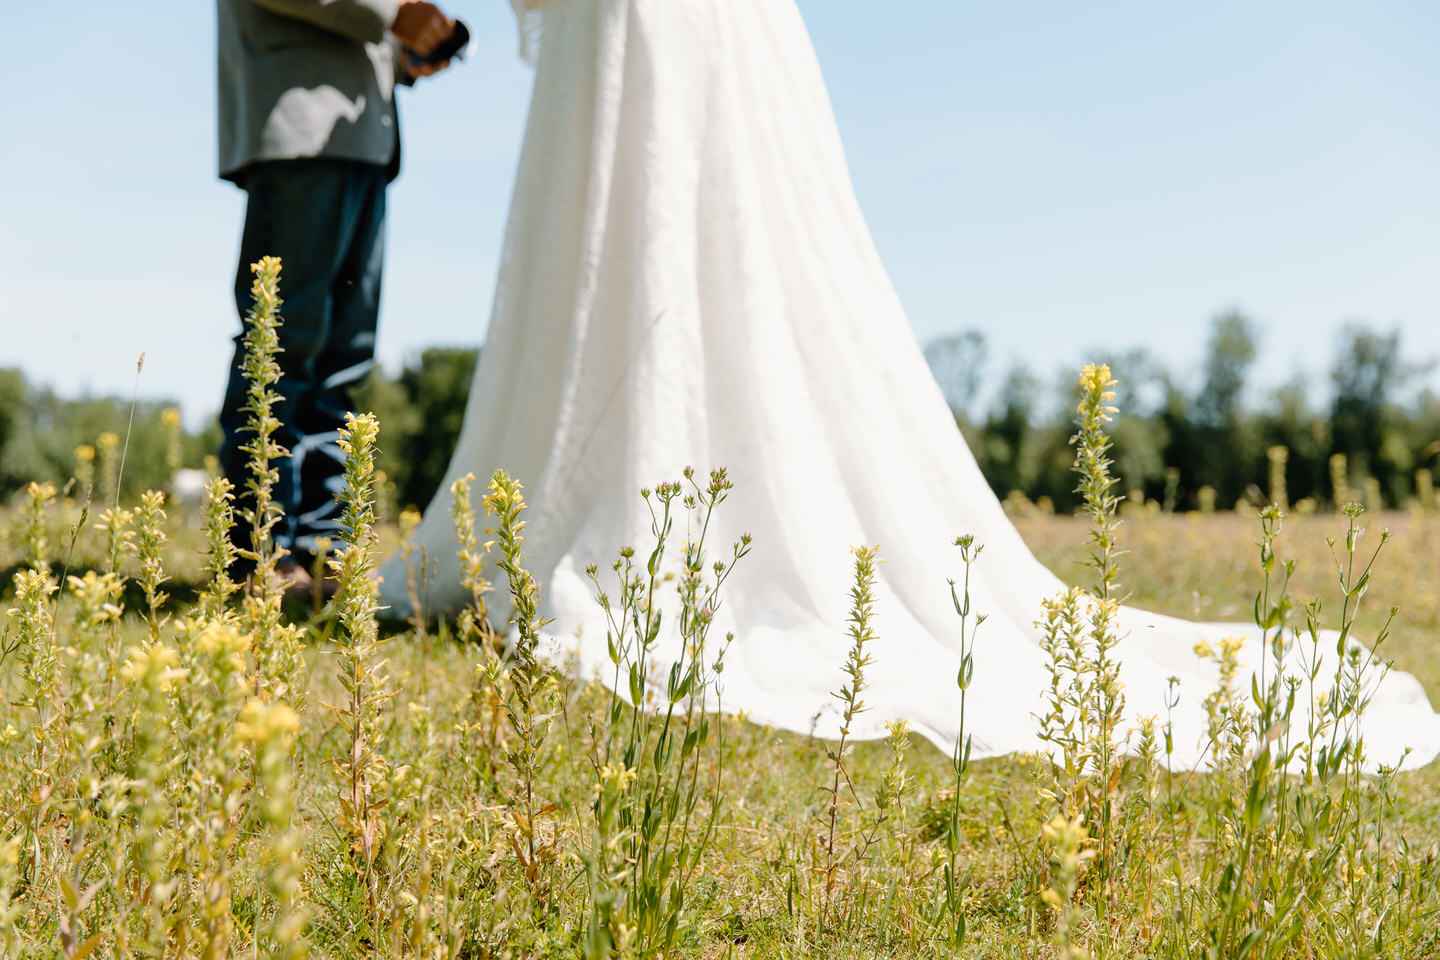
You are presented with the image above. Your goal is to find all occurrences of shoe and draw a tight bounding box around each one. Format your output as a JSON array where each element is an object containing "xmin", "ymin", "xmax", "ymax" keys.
[
  {"xmin": 242, "ymin": 559, "xmax": 308, "ymax": 597},
  {"xmin": 276, "ymin": 559, "xmax": 316, "ymax": 607},
  {"xmin": 293, "ymin": 550, "xmax": 344, "ymax": 599}
]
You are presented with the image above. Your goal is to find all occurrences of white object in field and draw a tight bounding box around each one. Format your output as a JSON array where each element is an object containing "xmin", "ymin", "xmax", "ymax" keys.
[{"xmin": 171, "ymin": 468, "xmax": 210, "ymax": 505}]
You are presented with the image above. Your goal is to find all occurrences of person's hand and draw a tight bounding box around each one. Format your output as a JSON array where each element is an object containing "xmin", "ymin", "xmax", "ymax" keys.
[{"xmin": 392, "ymin": 0, "xmax": 453, "ymax": 56}]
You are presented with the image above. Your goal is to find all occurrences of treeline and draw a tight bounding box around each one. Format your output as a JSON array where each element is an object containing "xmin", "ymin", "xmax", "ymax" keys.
[
  {"xmin": 352, "ymin": 346, "xmax": 478, "ymax": 512},
  {"xmin": 0, "ymin": 369, "xmax": 219, "ymax": 505},
  {"xmin": 926, "ymin": 311, "xmax": 1440, "ymax": 513},
  {"xmin": 0, "ymin": 349, "xmax": 476, "ymax": 515},
  {"xmin": 7, "ymin": 313, "xmax": 1439, "ymax": 516}
]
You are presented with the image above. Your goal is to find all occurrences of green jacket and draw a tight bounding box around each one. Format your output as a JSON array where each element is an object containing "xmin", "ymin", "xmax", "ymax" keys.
[{"xmin": 217, "ymin": 0, "xmax": 409, "ymax": 182}]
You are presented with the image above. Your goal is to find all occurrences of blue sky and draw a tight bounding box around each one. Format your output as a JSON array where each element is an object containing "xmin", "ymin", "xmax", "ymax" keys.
[{"xmin": 2, "ymin": 1, "xmax": 1438, "ymax": 425}]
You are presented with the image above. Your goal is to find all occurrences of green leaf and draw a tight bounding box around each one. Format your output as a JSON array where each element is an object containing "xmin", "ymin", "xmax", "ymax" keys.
[{"xmin": 59, "ymin": 875, "xmax": 78, "ymax": 912}]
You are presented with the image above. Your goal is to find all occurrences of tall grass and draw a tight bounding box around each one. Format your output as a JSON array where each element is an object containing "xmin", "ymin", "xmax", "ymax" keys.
[{"xmin": 0, "ymin": 261, "xmax": 1438, "ymax": 957}]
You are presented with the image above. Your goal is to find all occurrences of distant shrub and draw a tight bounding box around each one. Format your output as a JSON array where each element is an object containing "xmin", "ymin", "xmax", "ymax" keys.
[
  {"xmin": 0, "ymin": 367, "xmax": 215, "ymax": 503},
  {"xmin": 927, "ymin": 314, "xmax": 1440, "ymax": 511},
  {"xmin": 354, "ymin": 346, "xmax": 479, "ymax": 512}
]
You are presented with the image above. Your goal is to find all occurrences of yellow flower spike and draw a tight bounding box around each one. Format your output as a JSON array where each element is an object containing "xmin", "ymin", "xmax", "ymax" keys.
[
  {"xmin": 399, "ymin": 507, "xmax": 422, "ymax": 536},
  {"xmin": 120, "ymin": 641, "xmax": 190, "ymax": 691},
  {"xmin": 197, "ymin": 622, "xmax": 248, "ymax": 655},
  {"xmin": 236, "ymin": 699, "xmax": 300, "ymax": 743}
]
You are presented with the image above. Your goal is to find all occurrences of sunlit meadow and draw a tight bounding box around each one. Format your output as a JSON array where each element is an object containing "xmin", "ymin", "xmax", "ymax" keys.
[{"xmin": 1, "ymin": 262, "xmax": 1438, "ymax": 959}]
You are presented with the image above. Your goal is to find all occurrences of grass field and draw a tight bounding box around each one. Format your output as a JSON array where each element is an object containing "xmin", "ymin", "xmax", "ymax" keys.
[
  {"xmin": 4, "ymin": 493, "xmax": 1439, "ymax": 959},
  {"xmin": 1017, "ymin": 507, "xmax": 1440, "ymax": 709},
  {"xmin": 1017, "ymin": 505, "xmax": 1440, "ymax": 838},
  {"xmin": 3, "ymin": 300, "xmax": 1439, "ymax": 958}
]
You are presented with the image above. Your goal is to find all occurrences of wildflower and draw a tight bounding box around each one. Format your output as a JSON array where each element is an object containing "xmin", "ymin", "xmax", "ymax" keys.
[
  {"xmin": 121, "ymin": 641, "xmax": 189, "ymax": 691},
  {"xmin": 236, "ymin": 699, "xmax": 300, "ymax": 743},
  {"xmin": 399, "ymin": 507, "xmax": 422, "ymax": 534},
  {"xmin": 600, "ymin": 763, "xmax": 637, "ymax": 789},
  {"xmin": 197, "ymin": 623, "xmax": 252, "ymax": 677}
]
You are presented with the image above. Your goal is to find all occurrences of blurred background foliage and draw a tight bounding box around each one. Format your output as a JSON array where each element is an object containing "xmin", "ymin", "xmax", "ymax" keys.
[
  {"xmin": 927, "ymin": 313, "xmax": 1440, "ymax": 513},
  {"xmin": 351, "ymin": 345, "xmax": 478, "ymax": 511},
  {"xmin": 6, "ymin": 316, "xmax": 1440, "ymax": 515},
  {"xmin": 0, "ymin": 369, "xmax": 220, "ymax": 504},
  {"xmin": 0, "ymin": 349, "xmax": 478, "ymax": 516}
]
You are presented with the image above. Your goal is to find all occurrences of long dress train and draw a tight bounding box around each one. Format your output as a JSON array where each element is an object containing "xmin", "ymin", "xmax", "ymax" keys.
[{"xmin": 378, "ymin": 0, "xmax": 1440, "ymax": 769}]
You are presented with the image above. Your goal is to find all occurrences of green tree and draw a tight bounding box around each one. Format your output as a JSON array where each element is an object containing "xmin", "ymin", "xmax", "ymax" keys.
[
  {"xmin": 355, "ymin": 347, "xmax": 479, "ymax": 511},
  {"xmin": 1185, "ymin": 311, "xmax": 1260, "ymax": 507},
  {"xmin": 1329, "ymin": 323, "xmax": 1418, "ymax": 503},
  {"xmin": 0, "ymin": 368, "xmax": 205, "ymax": 502},
  {"xmin": 1257, "ymin": 375, "xmax": 1328, "ymax": 505},
  {"xmin": 978, "ymin": 363, "xmax": 1039, "ymax": 499},
  {"xmin": 924, "ymin": 330, "xmax": 988, "ymax": 423},
  {"xmin": 0, "ymin": 369, "xmax": 47, "ymax": 493},
  {"xmin": 1194, "ymin": 311, "xmax": 1258, "ymax": 431}
]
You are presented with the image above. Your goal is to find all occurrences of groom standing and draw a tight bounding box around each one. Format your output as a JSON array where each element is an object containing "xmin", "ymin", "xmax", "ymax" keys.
[{"xmin": 215, "ymin": 0, "xmax": 455, "ymax": 588}]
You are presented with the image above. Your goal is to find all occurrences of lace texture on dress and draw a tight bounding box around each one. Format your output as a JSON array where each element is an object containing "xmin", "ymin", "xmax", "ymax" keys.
[{"xmin": 509, "ymin": 0, "xmax": 555, "ymax": 63}]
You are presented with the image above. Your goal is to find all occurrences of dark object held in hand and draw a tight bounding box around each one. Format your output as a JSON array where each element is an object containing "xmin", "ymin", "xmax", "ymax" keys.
[{"xmin": 409, "ymin": 19, "xmax": 469, "ymax": 68}]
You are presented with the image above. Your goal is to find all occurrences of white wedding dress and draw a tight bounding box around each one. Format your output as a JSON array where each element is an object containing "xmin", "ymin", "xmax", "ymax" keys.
[{"xmin": 379, "ymin": 0, "xmax": 1440, "ymax": 769}]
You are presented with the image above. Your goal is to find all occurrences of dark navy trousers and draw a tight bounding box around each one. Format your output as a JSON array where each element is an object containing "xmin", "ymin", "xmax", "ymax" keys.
[{"xmin": 218, "ymin": 157, "xmax": 387, "ymax": 566}]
